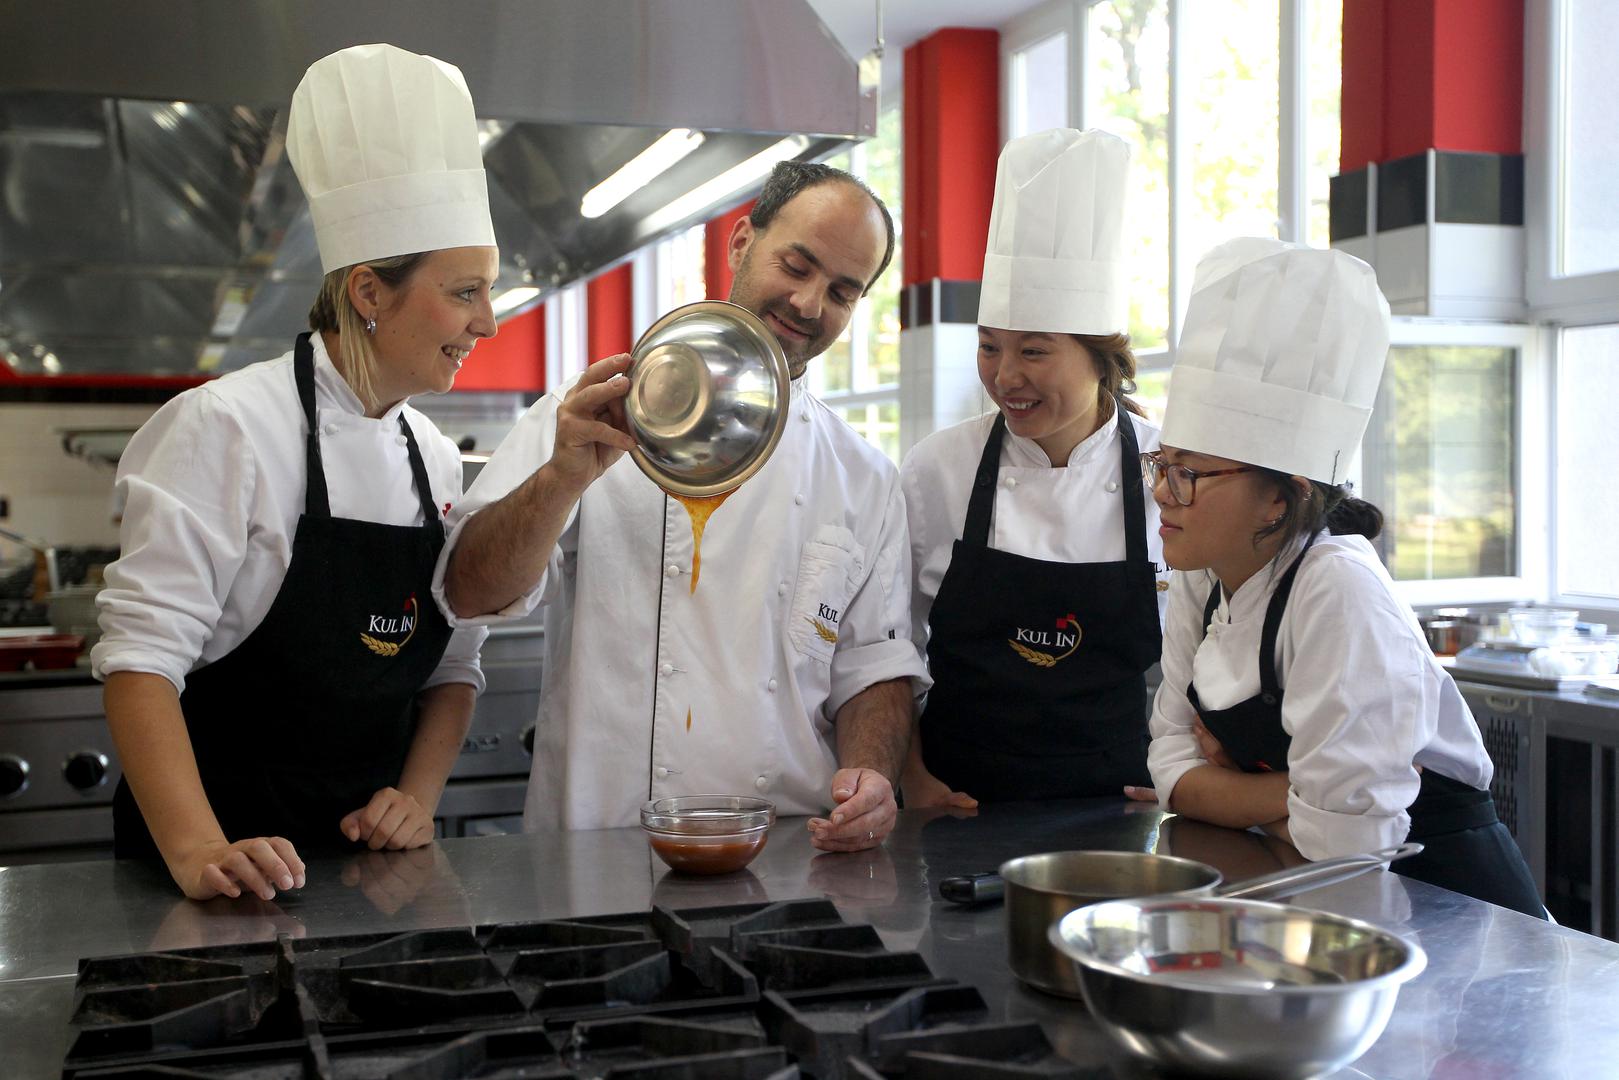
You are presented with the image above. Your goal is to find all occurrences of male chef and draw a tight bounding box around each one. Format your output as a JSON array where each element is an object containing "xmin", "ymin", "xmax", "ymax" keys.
[{"xmin": 434, "ymin": 161, "xmax": 926, "ymax": 852}]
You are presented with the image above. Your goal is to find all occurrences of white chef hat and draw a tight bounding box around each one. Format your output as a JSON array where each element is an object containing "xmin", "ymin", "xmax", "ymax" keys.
[
  {"xmin": 976, "ymin": 128, "xmax": 1130, "ymax": 336},
  {"xmin": 1160, "ymin": 237, "xmax": 1391, "ymax": 485},
  {"xmin": 287, "ymin": 43, "xmax": 495, "ymax": 274}
]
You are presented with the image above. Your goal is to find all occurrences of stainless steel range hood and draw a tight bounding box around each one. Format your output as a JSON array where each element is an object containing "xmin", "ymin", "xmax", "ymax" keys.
[{"xmin": 0, "ymin": 0, "xmax": 873, "ymax": 378}]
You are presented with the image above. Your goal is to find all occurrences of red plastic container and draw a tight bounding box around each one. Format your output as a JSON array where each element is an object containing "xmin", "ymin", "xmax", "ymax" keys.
[{"xmin": 0, "ymin": 633, "xmax": 85, "ymax": 671}]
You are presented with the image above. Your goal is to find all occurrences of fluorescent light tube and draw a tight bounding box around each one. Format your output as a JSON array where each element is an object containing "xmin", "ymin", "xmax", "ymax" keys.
[
  {"xmin": 491, "ymin": 286, "xmax": 542, "ymax": 317},
  {"xmin": 581, "ymin": 129, "xmax": 707, "ymax": 219},
  {"xmin": 640, "ymin": 135, "xmax": 810, "ymax": 237}
]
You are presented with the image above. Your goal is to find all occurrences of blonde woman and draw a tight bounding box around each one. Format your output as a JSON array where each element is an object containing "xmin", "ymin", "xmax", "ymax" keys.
[{"xmin": 94, "ymin": 44, "xmax": 496, "ymax": 900}]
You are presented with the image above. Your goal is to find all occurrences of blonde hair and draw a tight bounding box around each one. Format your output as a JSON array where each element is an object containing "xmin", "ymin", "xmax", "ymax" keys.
[{"xmin": 307, "ymin": 253, "xmax": 428, "ymax": 412}]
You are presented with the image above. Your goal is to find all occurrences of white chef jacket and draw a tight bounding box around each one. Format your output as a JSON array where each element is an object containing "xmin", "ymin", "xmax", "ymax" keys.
[
  {"xmin": 431, "ymin": 377, "xmax": 930, "ymax": 831},
  {"xmin": 93, "ymin": 335, "xmax": 486, "ymax": 695},
  {"xmin": 900, "ymin": 408, "xmax": 1171, "ymax": 660},
  {"xmin": 1147, "ymin": 530, "xmax": 1493, "ymax": 860}
]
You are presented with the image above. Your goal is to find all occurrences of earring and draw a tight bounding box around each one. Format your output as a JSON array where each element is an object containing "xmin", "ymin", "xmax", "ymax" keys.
[{"xmin": 364, "ymin": 316, "xmax": 377, "ymax": 335}]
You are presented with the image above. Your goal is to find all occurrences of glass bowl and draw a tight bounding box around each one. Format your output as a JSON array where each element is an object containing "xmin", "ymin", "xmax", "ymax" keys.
[
  {"xmin": 1508, "ymin": 608, "xmax": 1579, "ymax": 645},
  {"xmin": 641, "ymin": 794, "xmax": 775, "ymax": 875}
]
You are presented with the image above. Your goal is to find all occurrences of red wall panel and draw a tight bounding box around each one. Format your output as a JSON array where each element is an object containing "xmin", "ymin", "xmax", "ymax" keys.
[
  {"xmin": 452, "ymin": 302, "xmax": 545, "ymax": 392},
  {"xmin": 586, "ymin": 263, "xmax": 634, "ymax": 360}
]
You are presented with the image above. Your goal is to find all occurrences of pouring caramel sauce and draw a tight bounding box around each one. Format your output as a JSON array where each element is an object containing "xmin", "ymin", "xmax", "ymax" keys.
[{"xmin": 669, "ymin": 490, "xmax": 736, "ymax": 593}]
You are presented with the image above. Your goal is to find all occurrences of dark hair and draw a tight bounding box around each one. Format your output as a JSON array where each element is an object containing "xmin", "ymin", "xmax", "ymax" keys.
[
  {"xmin": 749, "ymin": 160, "xmax": 896, "ymax": 292},
  {"xmin": 1253, "ymin": 470, "xmax": 1384, "ymax": 550},
  {"xmin": 1072, "ymin": 332, "xmax": 1147, "ymax": 419}
]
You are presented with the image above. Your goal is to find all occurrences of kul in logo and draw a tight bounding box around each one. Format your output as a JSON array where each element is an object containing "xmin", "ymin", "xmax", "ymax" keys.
[{"xmin": 1009, "ymin": 613, "xmax": 1082, "ymax": 668}]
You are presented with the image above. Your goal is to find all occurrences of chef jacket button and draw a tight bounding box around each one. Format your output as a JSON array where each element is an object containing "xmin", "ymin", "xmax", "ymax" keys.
[
  {"xmin": 396, "ymin": 434, "xmax": 409, "ymax": 447},
  {"xmin": 665, "ymin": 563, "xmax": 681, "ymax": 578},
  {"xmin": 1004, "ymin": 476, "xmax": 1018, "ymax": 489},
  {"xmin": 800, "ymin": 411, "xmax": 811, "ymax": 423},
  {"xmin": 794, "ymin": 494, "xmax": 805, "ymax": 506},
  {"xmin": 322, "ymin": 423, "xmax": 339, "ymax": 436},
  {"xmin": 755, "ymin": 775, "xmax": 769, "ymax": 791},
  {"xmin": 659, "ymin": 662, "xmax": 674, "ymax": 676},
  {"xmin": 777, "ymin": 581, "xmax": 788, "ymax": 596},
  {"xmin": 655, "ymin": 766, "xmax": 669, "ymax": 779},
  {"xmin": 767, "ymin": 678, "xmax": 778, "ymax": 693},
  {"xmin": 1105, "ymin": 480, "xmax": 1119, "ymax": 493}
]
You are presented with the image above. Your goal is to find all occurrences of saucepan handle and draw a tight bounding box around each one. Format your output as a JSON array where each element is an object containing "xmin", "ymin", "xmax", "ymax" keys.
[
  {"xmin": 939, "ymin": 872, "xmax": 1005, "ymax": 905},
  {"xmin": 1214, "ymin": 842, "xmax": 1425, "ymax": 901}
]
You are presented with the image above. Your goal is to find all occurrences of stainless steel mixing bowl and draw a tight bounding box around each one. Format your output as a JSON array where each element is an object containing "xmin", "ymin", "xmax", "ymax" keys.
[
  {"xmin": 625, "ymin": 301, "xmax": 791, "ymax": 498},
  {"xmin": 1050, "ymin": 896, "xmax": 1427, "ymax": 1079}
]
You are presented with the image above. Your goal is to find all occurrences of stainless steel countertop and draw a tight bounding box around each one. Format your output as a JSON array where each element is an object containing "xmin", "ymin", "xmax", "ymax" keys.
[{"xmin": 3, "ymin": 798, "xmax": 1616, "ymax": 1078}]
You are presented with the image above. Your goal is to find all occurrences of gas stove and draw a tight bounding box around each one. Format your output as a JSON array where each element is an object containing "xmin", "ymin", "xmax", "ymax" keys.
[{"xmin": 60, "ymin": 898, "xmax": 1095, "ymax": 1079}]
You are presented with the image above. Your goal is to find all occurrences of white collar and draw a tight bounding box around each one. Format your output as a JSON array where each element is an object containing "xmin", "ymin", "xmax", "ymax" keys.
[
  {"xmin": 310, "ymin": 333, "xmax": 408, "ymax": 423},
  {"xmin": 1001, "ymin": 405, "xmax": 1122, "ymax": 468},
  {"xmin": 1216, "ymin": 531, "xmax": 1318, "ymax": 624}
]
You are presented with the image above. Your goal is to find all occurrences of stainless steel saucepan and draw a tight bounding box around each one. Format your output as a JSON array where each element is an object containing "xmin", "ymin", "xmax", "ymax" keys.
[{"xmin": 940, "ymin": 843, "xmax": 1421, "ymax": 998}]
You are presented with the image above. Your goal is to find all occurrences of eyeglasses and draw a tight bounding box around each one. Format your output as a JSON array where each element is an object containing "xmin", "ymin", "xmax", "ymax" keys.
[{"xmin": 1139, "ymin": 452, "xmax": 1258, "ymax": 507}]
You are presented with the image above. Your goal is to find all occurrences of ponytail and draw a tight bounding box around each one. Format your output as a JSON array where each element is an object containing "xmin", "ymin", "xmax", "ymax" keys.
[{"xmin": 1254, "ymin": 470, "xmax": 1383, "ymax": 549}]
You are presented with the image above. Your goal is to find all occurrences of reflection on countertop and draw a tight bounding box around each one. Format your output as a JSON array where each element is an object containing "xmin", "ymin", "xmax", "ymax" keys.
[{"xmin": 2, "ymin": 798, "xmax": 1616, "ymax": 1079}]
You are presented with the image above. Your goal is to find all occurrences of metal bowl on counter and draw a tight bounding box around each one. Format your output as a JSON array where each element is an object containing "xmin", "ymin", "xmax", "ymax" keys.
[
  {"xmin": 1050, "ymin": 897, "xmax": 1426, "ymax": 1079},
  {"xmin": 988, "ymin": 844, "xmax": 1420, "ymax": 998},
  {"xmin": 641, "ymin": 794, "xmax": 775, "ymax": 875},
  {"xmin": 625, "ymin": 301, "xmax": 791, "ymax": 498}
]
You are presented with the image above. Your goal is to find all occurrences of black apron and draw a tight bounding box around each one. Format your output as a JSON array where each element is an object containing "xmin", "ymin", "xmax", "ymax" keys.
[
  {"xmin": 113, "ymin": 334, "xmax": 455, "ymax": 858},
  {"xmin": 919, "ymin": 405, "xmax": 1162, "ymax": 801},
  {"xmin": 1187, "ymin": 538, "xmax": 1545, "ymax": 918}
]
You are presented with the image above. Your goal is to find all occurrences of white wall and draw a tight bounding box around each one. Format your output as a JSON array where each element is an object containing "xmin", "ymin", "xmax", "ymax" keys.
[{"xmin": 0, "ymin": 404, "xmax": 158, "ymax": 547}]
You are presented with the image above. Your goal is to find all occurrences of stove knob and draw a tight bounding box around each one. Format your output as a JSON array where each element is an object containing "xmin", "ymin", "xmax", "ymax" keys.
[
  {"xmin": 63, "ymin": 751, "xmax": 110, "ymax": 791},
  {"xmin": 0, "ymin": 756, "xmax": 28, "ymax": 798},
  {"xmin": 521, "ymin": 724, "xmax": 536, "ymax": 756}
]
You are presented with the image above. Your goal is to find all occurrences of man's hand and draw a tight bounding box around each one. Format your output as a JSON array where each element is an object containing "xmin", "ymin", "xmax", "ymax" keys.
[
  {"xmin": 899, "ymin": 763, "xmax": 978, "ymax": 811},
  {"xmin": 341, "ymin": 787, "xmax": 435, "ymax": 851},
  {"xmin": 548, "ymin": 354, "xmax": 636, "ymax": 497},
  {"xmin": 808, "ymin": 768, "xmax": 896, "ymax": 852},
  {"xmin": 170, "ymin": 836, "xmax": 305, "ymax": 901}
]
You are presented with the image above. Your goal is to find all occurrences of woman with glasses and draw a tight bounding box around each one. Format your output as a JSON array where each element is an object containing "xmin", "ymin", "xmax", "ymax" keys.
[
  {"xmin": 1133, "ymin": 237, "xmax": 1543, "ymax": 917},
  {"xmin": 898, "ymin": 130, "xmax": 1170, "ymax": 808}
]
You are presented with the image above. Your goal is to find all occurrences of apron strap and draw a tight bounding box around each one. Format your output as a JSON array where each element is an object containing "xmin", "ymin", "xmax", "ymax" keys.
[
  {"xmin": 1113, "ymin": 399, "xmax": 1150, "ymax": 572},
  {"xmin": 397, "ymin": 414, "xmax": 444, "ymax": 534},
  {"xmin": 961, "ymin": 413, "xmax": 1008, "ymax": 548},
  {"xmin": 293, "ymin": 333, "xmax": 332, "ymax": 520},
  {"xmin": 1256, "ymin": 533, "xmax": 1317, "ymax": 703},
  {"xmin": 1194, "ymin": 532, "xmax": 1319, "ymax": 705}
]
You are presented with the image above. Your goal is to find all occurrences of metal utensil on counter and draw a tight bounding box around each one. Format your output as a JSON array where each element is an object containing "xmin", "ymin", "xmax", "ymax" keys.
[
  {"xmin": 624, "ymin": 300, "xmax": 791, "ymax": 498},
  {"xmin": 1049, "ymin": 896, "xmax": 1426, "ymax": 1079},
  {"xmin": 939, "ymin": 843, "xmax": 1421, "ymax": 998}
]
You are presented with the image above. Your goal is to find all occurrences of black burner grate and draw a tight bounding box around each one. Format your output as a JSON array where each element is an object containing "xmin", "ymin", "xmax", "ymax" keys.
[{"xmin": 62, "ymin": 899, "xmax": 1093, "ymax": 1079}]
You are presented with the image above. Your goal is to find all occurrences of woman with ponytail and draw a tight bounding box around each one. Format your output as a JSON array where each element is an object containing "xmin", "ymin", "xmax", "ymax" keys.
[
  {"xmin": 899, "ymin": 129, "xmax": 1170, "ymax": 807},
  {"xmin": 1133, "ymin": 238, "xmax": 1543, "ymax": 918}
]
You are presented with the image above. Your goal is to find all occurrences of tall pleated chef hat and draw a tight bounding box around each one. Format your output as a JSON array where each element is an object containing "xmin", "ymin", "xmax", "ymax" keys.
[
  {"xmin": 287, "ymin": 43, "xmax": 495, "ymax": 274},
  {"xmin": 976, "ymin": 128, "xmax": 1131, "ymax": 335},
  {"xmin": 1160, "ymin": 237, "xmax": 1391, "ymax": 485}
]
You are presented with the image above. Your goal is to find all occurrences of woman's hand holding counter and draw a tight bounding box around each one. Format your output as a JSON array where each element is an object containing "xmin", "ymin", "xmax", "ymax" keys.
[
  {"xmin": 173, "ymin": 837, "xmax": 306, "ymax": 902},
  {"xmin": 341, "ymin": 787, "xmax": 434, "ymax": 850}
]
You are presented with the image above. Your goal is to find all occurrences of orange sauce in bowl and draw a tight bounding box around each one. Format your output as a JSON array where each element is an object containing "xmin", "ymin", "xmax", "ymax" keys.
[{"xmin": 648, "ymin": 832, "xmax": 768, "ymax": 875}]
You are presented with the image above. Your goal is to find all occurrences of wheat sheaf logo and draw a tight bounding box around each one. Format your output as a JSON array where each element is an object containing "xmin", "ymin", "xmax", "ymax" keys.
[
  {"xmin": 1009, "ymin": 614, "xmax": 1082, "ymax": 667},
  {"xmin": 807, "ymin": 617, "xmax": 839, "ymax": 643},
  {"xmin": 361, "ymin": 594, "xmax": 419, "ymax": 657}
]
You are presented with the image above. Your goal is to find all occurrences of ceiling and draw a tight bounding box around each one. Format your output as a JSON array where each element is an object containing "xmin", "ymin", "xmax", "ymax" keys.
[{"xmin": 0, "ymin": 0, "xmax": 872, "ymax": 378}]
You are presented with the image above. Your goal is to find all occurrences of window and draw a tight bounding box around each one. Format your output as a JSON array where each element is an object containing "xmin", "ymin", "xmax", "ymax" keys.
[
  {"xmin": 1356, "ymin": 323, "xmax": 1546, "ymax": 605},
  {"xmin": 1001, "ymin": 0, "xmax": 1343, "ymax": 419},
  {"xmin": 1011, "ymin": 32, "xmax": 1070, "ymax": 137},
  {"xmin": 653, "ymin": 223, "xmax": 707, "ymax": 314},
  {"xmin": 1555, "ymin": 324, "xmax": 1619, "ymax": 601},
  {"xmin": 806, "ymin": 106, "xmax": 903, "ymax": 461},
  {"xmin": 1526, "ymin": 0, "xmax": 1619, "ymax": 322},
  {"xmin": 1085, "ymin": 0, "xmax": 1169, "ymax": 349}
]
